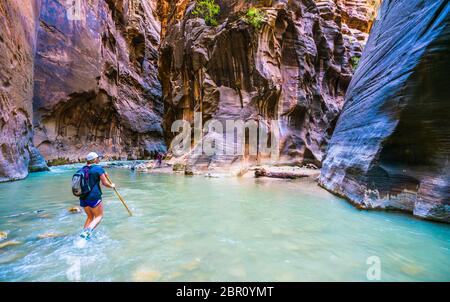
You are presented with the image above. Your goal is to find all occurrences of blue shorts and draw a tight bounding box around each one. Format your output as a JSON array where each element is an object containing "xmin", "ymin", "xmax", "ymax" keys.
[{"xmin": 80, "ymin": 199, "xmax": 102, "ymax": 208}]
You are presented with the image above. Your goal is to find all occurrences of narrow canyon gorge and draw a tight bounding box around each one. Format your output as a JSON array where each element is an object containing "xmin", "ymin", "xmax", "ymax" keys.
[
  {"xmin": 319, "ymin": 0, "xmax": 450, "ymax": 222},
  {"xmin": 0, "ymin": 0, "xmax": 448, "ymax": 222}
]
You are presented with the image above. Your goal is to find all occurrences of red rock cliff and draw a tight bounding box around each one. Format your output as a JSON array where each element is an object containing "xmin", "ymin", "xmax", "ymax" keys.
[{"xmin": 159, "ymin": 0, "xmax": 377, "ymax": 171}]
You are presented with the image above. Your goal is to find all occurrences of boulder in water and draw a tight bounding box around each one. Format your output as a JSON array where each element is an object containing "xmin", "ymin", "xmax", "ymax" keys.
[
  {"xmin": 0, "ymin": 231, "xmax": 7, "ymax": 241},
  {"xmin": 133, "ymin": 270, "xmax": 162, "ymax": 282},
  {"xmin": 168, "ymin": 271, "xmax": 183, "ymax": 280},
  {"xmin": 36, "ymin": 213, "xmax": 52, "ymax": 219},
  {"xmin": 0, "ymin": 240, "xmax": 21, "ymax": 249},
  {"xmin": 68, "ymin": 207, "xmax": 82, "ymax": 214},
  {"xmin": 37, "ymin": 233, "xmax": 63, "ymax": 239},
  {"xmin": 180, "ymin": 258, "xmax": 201, "ymax": 271},
  {"xmin": 401, "ymin": 263, "xmax": 424, "ymax": 276}
]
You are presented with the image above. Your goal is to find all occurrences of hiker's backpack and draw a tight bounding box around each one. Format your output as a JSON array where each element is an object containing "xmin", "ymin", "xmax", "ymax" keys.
[{"xmin": 72, "ymin": 166, "xmax": 91, "ymax": 197}]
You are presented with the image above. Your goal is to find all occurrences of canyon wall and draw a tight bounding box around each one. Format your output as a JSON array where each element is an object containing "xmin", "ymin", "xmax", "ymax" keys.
[
  {"xmin": 319, "ymin": 0, "xmax": 450, "ymax": 223},
  {"xmin": 33, "ymin": 0, "xmax": 165, "ymax": 165},
  {"xmin": 159, "ymin": 0, "xmax": 377, "ymax": 172},
  {"xmin": 0, "ymin": 0, "xmax": 48, "ymax": 182},
  {"xmin": 0, "ymin": 0, "xmax": 166, "ymax": 182}
]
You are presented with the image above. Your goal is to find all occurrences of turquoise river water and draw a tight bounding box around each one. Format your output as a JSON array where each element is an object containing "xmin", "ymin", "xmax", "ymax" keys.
[{"xmin": 0, "ymin": 164, "xmax": 449, "ymax": 281}]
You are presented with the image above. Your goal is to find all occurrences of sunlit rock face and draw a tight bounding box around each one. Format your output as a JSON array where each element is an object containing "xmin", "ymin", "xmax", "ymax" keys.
[
  {"xmin": 159, "ymin": 0, "xmax": 376, "ymax": 171},
  {"xmin": 32, "ymin": 0, "xmax": 166, "ymax": 165},
  {"xmin": 0, "ymin": 0, "xmax": 48, "ymax": 182},
  {"xmin": 320, "ymin": 0, "xmax": 450, "ymax": 223}
]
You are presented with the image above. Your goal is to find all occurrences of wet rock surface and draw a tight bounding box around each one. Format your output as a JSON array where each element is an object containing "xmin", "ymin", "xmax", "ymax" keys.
[
  {"xmin": 0, "ymin": 240, "xmax": 22, "ymax": 249},
  {"xmin": 37, "ymin": 232, "xmax": 64, "ymax": 239},
  {"xmin": 319, "ymin": 0, "xmax": 450, "ymax": 223},
  {"xmin": 159, "ymin": 0, "xmax": 376, "ymax": 172},
  {"xmin": 68, "ymin": 206, "xmax": 82, "ymax": 214},
  {"xmin": 0, "ymin": 231, "xmax": 7, "ymax": 241}
]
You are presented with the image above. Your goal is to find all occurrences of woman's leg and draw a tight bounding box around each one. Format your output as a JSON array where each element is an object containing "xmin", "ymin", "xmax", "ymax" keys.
[
  {"xmin": 83, "ymin": 206, "xmax": 94, "ymax": 229},
  {"xmin": 87, "ymin": 202, "xmax": 104, "ymax": 230}
]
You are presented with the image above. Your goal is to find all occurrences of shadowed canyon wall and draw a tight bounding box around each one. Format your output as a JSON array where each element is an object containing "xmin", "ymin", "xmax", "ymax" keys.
[
  {"xmin": 33, "ymin": 0, "xmax": 165, "ymax": 165},
  {"xmin": 319, "ymin": 0, "xmax": 450, "ymax": 223},
  {"xmin": 0, "ymin": 0, "xmax": 165, "ymax": 181},
  {"xmin": 0, "ymin": 0, "xmax": 48, "ymax": 182},
  {"xmin": 159, "ymin": 0, "xmax": 377, "ymax": 171}
]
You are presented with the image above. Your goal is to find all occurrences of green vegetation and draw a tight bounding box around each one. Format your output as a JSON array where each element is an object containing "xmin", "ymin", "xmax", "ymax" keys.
[
  {"xmin": 172, "ymin": 163, "xmax": 186, "ymax": 172},
  {"xmin": 192, "ymin": 0, "xmax": 220, "ymax": 26},
  {"xmin": 47, "ymin": 157, "xmax": 71, "ymax": 166},
  {"xmin": 350, "ymin": 56, "xmax": 360, "ymax": 70},
  {"xmin": 243, "ymin": 7, "xmax": 265, "ymax": 29}
]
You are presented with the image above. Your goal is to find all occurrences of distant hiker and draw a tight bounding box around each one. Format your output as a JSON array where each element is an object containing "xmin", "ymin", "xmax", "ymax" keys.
[
  {"xmin": 156, "ymin": 152, "xmax": 163, "ymax": 168},
  {"xmin": 74, "ymin": 152, "xmax": 115, "ymax": 239}
]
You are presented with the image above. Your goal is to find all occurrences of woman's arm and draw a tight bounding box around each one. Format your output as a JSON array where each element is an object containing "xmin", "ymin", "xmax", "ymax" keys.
[{"xmin": 100, "ymin": 173, "xmax": 115, "ymax": 188}]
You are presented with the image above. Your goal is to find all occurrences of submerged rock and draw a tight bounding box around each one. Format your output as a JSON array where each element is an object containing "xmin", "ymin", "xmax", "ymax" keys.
[
  {"xmin": 0, "ymin": 240, "xmax": 22, "ymax": 249},
  {"xmin": 36, "ymin": 213, "xmax": 52, "ymax": 219},
  {"xmin": 37, "ymin": 233, "xmax": 63, "ymax": 239},
  {"xmin": 180, "ymin": 258, "xmax": 201, "ymax": 271},
  {"xmin": 167, "ymin": 271, "xmax": 184, "ymax": 280},
  {"xmin": 0, "ymin": 231, "xmax": 8, "ymax": 241},
  {"xmin": 401, "ymin": 263, "xmax": 424, "ymax": 277},
  {"xmin": 133, "ymin": 270, "xmax": 162, "ymax": 282},
  {"xmin": 320, "ymin": 0, "xmax": 450, "ymax": 223},
  {"xmin": 0, "ymin": 253, "xmax": 25, "ymax": 264},
  {"xmin": 68, "ymin": 207, "xmax": 82, "ymax": 214}
]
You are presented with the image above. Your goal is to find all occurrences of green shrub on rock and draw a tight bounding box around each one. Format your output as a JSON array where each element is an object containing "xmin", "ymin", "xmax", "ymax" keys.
[
  {"xmin": 173, "ymin": 163, "xmax": 186, "ymax": 172},
  {"xmin": 350, "ymin": 56, "xmax": 360, "ymax": 70},
  {"xmin": 243, "ymin": 7, "xmax": 265, "ymax": 29},
  {"xmin": 192, "ymin": 0, "xmax": 220, "ymax": 26}
]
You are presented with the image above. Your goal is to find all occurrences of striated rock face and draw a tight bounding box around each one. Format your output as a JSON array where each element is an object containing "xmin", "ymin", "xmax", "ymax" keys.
[
  {"xmin": 159, "ymin": 0, "xmax": 376, "ymax": 171},
  {"xmin": 32, "ymin": 0, "xmax": 166, "ymax": 165},
  {"xmin": 320, "ymin": 0, "xmax": 450, "ymax": 222},
  {"xmin": 0, "ymin": 0, "xmax": 48, "ymax": 182}
]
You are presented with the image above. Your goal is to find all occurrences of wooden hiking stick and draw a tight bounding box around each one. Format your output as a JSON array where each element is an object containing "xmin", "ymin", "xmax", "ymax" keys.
[{"xmin": 105, "ymin": 174, "xmax": 133, "ymax": 216}]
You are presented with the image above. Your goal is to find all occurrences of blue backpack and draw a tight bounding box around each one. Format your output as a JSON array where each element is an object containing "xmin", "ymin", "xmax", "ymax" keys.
[{"xmin": 72, "ymin": 166, "xmax": 91, "ymax": 197}]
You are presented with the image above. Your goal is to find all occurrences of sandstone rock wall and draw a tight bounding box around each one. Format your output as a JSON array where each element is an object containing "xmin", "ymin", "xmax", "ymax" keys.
[
  {"xmin": 32, "ymin": 0, "xmax": 165, "ymax": 165},
  {"xmin": 159, "ymin": 0, "xmax": 376, "ymax": 171},
  {"xmin": 0, "ymin": 0, "xmax": 48, "ymax": 182},
  {"xmin": 319, "ymin": 0, "xmax": 450, "ymax": 222}
]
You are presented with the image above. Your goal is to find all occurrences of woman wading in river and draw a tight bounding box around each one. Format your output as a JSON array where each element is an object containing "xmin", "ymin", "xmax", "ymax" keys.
[{"xmin": 78, "ymin": 152, "xmax": 115, "ymax": 239}]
